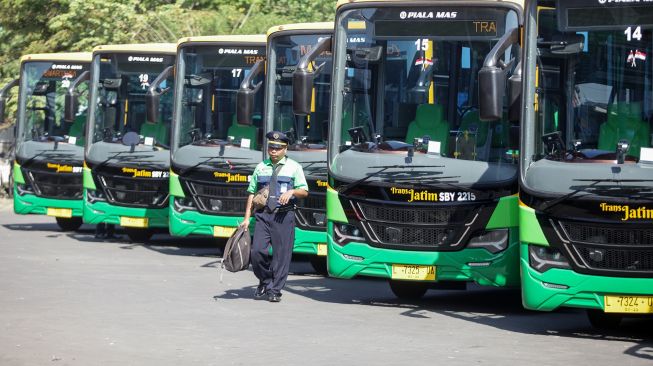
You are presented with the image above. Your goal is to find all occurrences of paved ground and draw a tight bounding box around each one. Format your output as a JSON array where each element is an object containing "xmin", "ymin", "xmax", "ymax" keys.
[{"xmin": 0, "ymin": 202, "xmax": 651, "ymax": 365}]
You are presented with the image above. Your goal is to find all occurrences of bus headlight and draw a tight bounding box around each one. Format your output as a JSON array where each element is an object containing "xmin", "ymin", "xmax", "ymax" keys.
[
  {"xmin": 529, "ymin": 245, "xmax": 571, "ymax": 272},
  {"xmin": 333, "ymin": 223, "xmax": 365, "ymax": 245},
  {"xmin": 173, "ymin": 197, "xmax": 196, "ymax": 213},
  {"xmin": 467, "ymin": 229, "xmax": 509, "ymax": 254},
  {"xmin": 86, "ymin": 188, "xmax": 107, "ymax": 203}
]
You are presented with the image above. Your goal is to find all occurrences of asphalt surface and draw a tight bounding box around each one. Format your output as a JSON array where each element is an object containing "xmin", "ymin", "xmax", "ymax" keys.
[{"xmin": 0, "ymin": 202, "xmax": 651, "ymax": 365}]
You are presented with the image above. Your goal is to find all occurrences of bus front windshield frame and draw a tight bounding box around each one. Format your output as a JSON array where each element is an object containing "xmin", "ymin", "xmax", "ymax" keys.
[
  {"xmin": 172, "ymin": 44, "xmax": 266, "ymax": 154},
  {"xmin": 329, "ymin": 5, "xmax": 520, "ymax": 187},
  {"xmin": 18, "ymin": 61, "xmax": 90, "ymax": 147},
  {"xmin": 266, "ymin": 32, "xmax": 332, "ymax": 178},
  {"xmin": 521, "ymin": 1, "xmax": 653, "ymax": 199},
  {"xmin": 88, "ymin": 53, "xmax": 175, "ymax": 147}
]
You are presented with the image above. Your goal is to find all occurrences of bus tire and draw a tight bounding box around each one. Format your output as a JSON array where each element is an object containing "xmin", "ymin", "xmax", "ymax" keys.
[
  {"xmin": 389, "ymin": 280, "xmax": 428, "ymax": 299},
  {"xmin": 586, "ymin": 309, "xmax": 622, "ymax": 330},
  {"xmin": 125, "ymin": 228, "xmax": 153, "ymax": 243},
  {"xmin": 309, "ymin": 256, "xmax": 328, "ymax": 276},
  {"xmin": 55, "ymin": 217, "xmax": 83, "ymax": 232}
]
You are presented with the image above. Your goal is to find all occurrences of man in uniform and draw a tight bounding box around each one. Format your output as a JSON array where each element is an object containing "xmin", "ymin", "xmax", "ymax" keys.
[{"xmin": 240, "ymin": 131, "xmax": 308, "ymax": 302}]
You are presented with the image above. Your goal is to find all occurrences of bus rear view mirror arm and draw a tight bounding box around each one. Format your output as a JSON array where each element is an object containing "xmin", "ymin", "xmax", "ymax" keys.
[
  {"xmin": 145, "ymin": 65, "xmax": 174, "ymax": 124},
  {"xmin": 64, "ymin": 70, "xmax": 90, "ymax": 123},
  {"xmin": 479, "ymin": 27, "xmax": 520, "ymax": 121},
  {"xmin": 237, "ymin": 59, "xmax": 265, "ymax": 126},
  {"xmin": 293, "ymin": 36, "xmax": 332, "ymax": 116}
]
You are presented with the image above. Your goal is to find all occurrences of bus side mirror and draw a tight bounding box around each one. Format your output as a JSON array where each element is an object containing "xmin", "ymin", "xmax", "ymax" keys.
[
  {"xmin": 479, "ymin": 27, "xmax": 520, "ymax": 121},
  {"xmin": 64, "ymin": 71, "xmax": 90, "ymax": 122},
  {"xmin": 0, "ymin": 78, "xmax": 19, "ymax": 124},
  {"xmin": 145, "ymin": 65, "xmax": 174, "ymax": 123},
  {"xmin": 64, "ymin": 93, "xmax": 78, "ymax": 123},
  {"xmin": 479, "ymin": 67, "xmax": 506, "ymax": 121},
  {"xmin": 237, "ymin": 59, "xmax": 265, "ymax": 125},
  {"xmin": 146, "ymin": 91, "xmax": 160, "ymax": 124},
  {"xmin": 293, "ymin": 36, "xmax": 332, "ymax": 116}
]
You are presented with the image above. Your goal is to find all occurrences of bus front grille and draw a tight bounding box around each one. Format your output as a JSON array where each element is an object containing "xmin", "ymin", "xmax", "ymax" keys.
[
  {"xmin": 357, "ymin": 202, "xmax": 473, "ymax": 225},
  {"xmin": 554, "ymin": 220, "xmax": 653, "ymax": 275},
  {"xmin": 575, "ymin": 246, "xmax": 653, "ymax": 273},
  {"xmin": 98, "ymin": 174, "xmax": 168, "ymax": 208},
  {"xmin": 367, "ymin": 222, "xmax": 458, "ymax": 248},
  {"xmin": 25, "ymin": 169, "xmax": 82, "ymax": 199},
  {"xmin": 186, "ymin": 180, "xmax": 248, "ymax": 215},
  {"xmin": 296, "ymin": 194, "xmax": 326, "ymax": 230},
  {"xmin": 560, "ymin": 222, "xmax": 653, "ymax": 245}
]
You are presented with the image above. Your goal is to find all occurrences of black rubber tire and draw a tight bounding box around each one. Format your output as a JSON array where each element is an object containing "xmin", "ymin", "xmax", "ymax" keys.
[
  {"xmin": 55, "ymin": 217, "xmax": 83, "ymax": 231},
  {"xmin": 587, "ymin": 309, "xmax": 623, "ymax": 330},
  {"xmin": 309, "ymin": 256, "xmax": 329, "ymax": 276},
  {"xmin": 389, "ymin": 280, "xmax": 429, "ymax": 299},
  {"xmin": 125, "ymin": 228, "xmax": 153, "ymax": 243}
]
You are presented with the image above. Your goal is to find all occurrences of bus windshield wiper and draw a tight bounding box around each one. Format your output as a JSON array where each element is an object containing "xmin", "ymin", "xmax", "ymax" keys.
[
  {"xmin": 179, "ymin": 156, "xmax": 250, "ymax": 176},
  {"xmin": 91, "ymin": 151, "xmax": 155, "ymax": 172},
  {"xmin": 338, "ymin": 165, "xmax": 444, "ymax": 195},
  {"xmin": 21, "ymin": 150, "xmax": 78, "ymax": 167},
  {"xmin": 539, "ymin": 178, "xmax": 653, "ymax": 211}
]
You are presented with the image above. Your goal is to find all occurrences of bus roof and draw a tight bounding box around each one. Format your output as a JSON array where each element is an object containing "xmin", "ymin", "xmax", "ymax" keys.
[
  {"xmin": 20, "ymin": 52, "xmax": 92, "ymax": 64},
  {"xmin": 267, "ymin": 22, "xmax": 334, "ymax": 37},
  {"xmin": 177, "ymin": 35, "xmax": 267, "ymax": 47},
  {"xmin": 335, "ymin": 0, "xmax": 524, "ymax": 8},
  {"xmin": 92, "ymin": 43, "xmax": 177, "ymax": 55}
]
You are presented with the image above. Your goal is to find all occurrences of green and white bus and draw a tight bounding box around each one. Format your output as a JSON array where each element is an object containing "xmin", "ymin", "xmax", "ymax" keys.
[
  {"xmin": 262, "ymin": 22, "xmax": 334, "ymax": 273},
  {"xmin": 503, "ymin": 0, "xmax": 653, "ymax": 328},
  {"xmin": 168, "ymin": 35, "xmax": 266, "ymax": 238},
  {"xmin": 80, "ymin": 44, "xmax": 176, "ymax": 242},
  {"xmin": 7, "ymin": 53, "xmax": 92, "ymax": 231},
  {"xmin": 295, "ymin": 0, "xmax": 524, "ymax": 298}
]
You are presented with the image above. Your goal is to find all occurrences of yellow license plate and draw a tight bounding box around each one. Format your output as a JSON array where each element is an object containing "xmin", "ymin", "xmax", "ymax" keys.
[
  {"xmin": 120, "ymin": 217, "xmax": 148, "ymax": 228},
  {"xmin": 46, "ymin": 208, "xmax": 72, "ymax": 218},
  {"xmin": 604, "ymin": 295, "xmax": 653, "ymax": 314},
  {"xmin": 391, "ymin": 264, "xmax": 436, "ymax": 281},
  {"xmin": 317, "ymin": 243, "xmax": 327, "ymax": 256},
  {"xmin": 213, "ymin": 226, "xmax": 237, "ymax": 238}
]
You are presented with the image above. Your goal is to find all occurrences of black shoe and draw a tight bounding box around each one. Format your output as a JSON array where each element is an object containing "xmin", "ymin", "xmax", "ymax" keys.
[
  {"xmin": 267, "ymin": 292, "xmax": 282, "ymax": 303},
  {"xmin": 254, "ymin": 285, "xmax": 267, "ymax": 300}
]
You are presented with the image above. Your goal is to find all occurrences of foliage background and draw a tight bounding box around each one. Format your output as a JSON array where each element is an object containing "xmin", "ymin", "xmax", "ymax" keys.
[{"xmin": 0, "ymin": 0, "xmax": 336, "ymax": 125}]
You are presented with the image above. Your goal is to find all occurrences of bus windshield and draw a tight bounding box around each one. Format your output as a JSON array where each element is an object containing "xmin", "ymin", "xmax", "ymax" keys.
[
  {"xmin": 89, "ymin": 53, "xmax": 175, "ymax": 148},
  {"xmin": 173, "ymin": 44, "xmax": 266, "ymax": 152},
  {"xmin": 522, "ymin": 2, "xmax": 653, "ymax": 196},
  {"xmin": 329, "ymin": 6, "xmax": 520, "ymax": 186},
  {"xmin": 19, "ymin": 61, "xmax": 89, "ymax": 146},
  {"xmin": 267, "ymin": 33, "xmax": 332, "ymax": 178}
]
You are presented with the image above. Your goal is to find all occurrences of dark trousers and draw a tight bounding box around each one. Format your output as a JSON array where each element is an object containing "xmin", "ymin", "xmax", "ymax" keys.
[{"xmin": 251, "ymin": 210, "xmax": 295, "ymax": 295}]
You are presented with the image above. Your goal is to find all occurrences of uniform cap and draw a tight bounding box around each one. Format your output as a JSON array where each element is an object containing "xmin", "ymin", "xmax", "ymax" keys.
[{"xmin": 266, "ymin": 130, "xmax": 289, "ymax": 147}]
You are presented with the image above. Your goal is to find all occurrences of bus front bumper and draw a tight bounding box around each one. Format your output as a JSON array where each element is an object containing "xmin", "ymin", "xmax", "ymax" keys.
[
  {"xmin": 293, "ymin": 227, "xmax": 327, "ymax": 256},
  {"xmin": 327, "ymin": 227, "xmax": 520, "ymax": 287},
  {"xmin": 14, "ymin": 189, "xmax": 83, "ymax": 217},
  {"xmin": 520, "ymin": 244, "xmax": 653, "ymax": 312},
  {"xmin": 83, "ymin": 197, "xmax": 168, "ymax": 228},
  {"xmin": 168, "ymin": 206, "xmax": 249, "ymax": 237}
]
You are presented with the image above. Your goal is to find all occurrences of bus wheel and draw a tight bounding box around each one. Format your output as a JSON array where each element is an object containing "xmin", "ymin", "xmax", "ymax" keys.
[
  {"xmin": 389, "ymin": 280, "xmax": 428, "ymax": 299},
  {"xmin": 586, "ymin": 309, "xmax": 622, "ymax": 330},
  {"xmin": 55, "ymin": 217, "xmax": 83, "ymax": 231},
  {"xmin": 309, "ymin": 256, "xmax": 328, "ymax": 276},
  {"xmin": 125, "ymin": 228, "xmax": 153, "ymax": 243}
]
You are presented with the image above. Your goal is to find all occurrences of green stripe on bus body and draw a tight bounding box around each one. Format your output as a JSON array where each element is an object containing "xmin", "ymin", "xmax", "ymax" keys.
[
  {"xmin": 519, "ymin": 204, "xmax": 549, "ymax": 246},
  {"xmin": 486, "ymin": 195, "xmax": 518, "ymax": 229},
  {"xmin": 169, "ymin": 171, "xmax": 185, "ymax": 198},
  {"xmin": 13, "ymin": 162, "xmax": 25, "ymax": 184},
  {"xmin": 326, "ymin": 187, "xmax": 347, "ymax": 223},
  {"xmin": 83, "ymin": 166, "xmax": 96, "ymax": 190}
]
